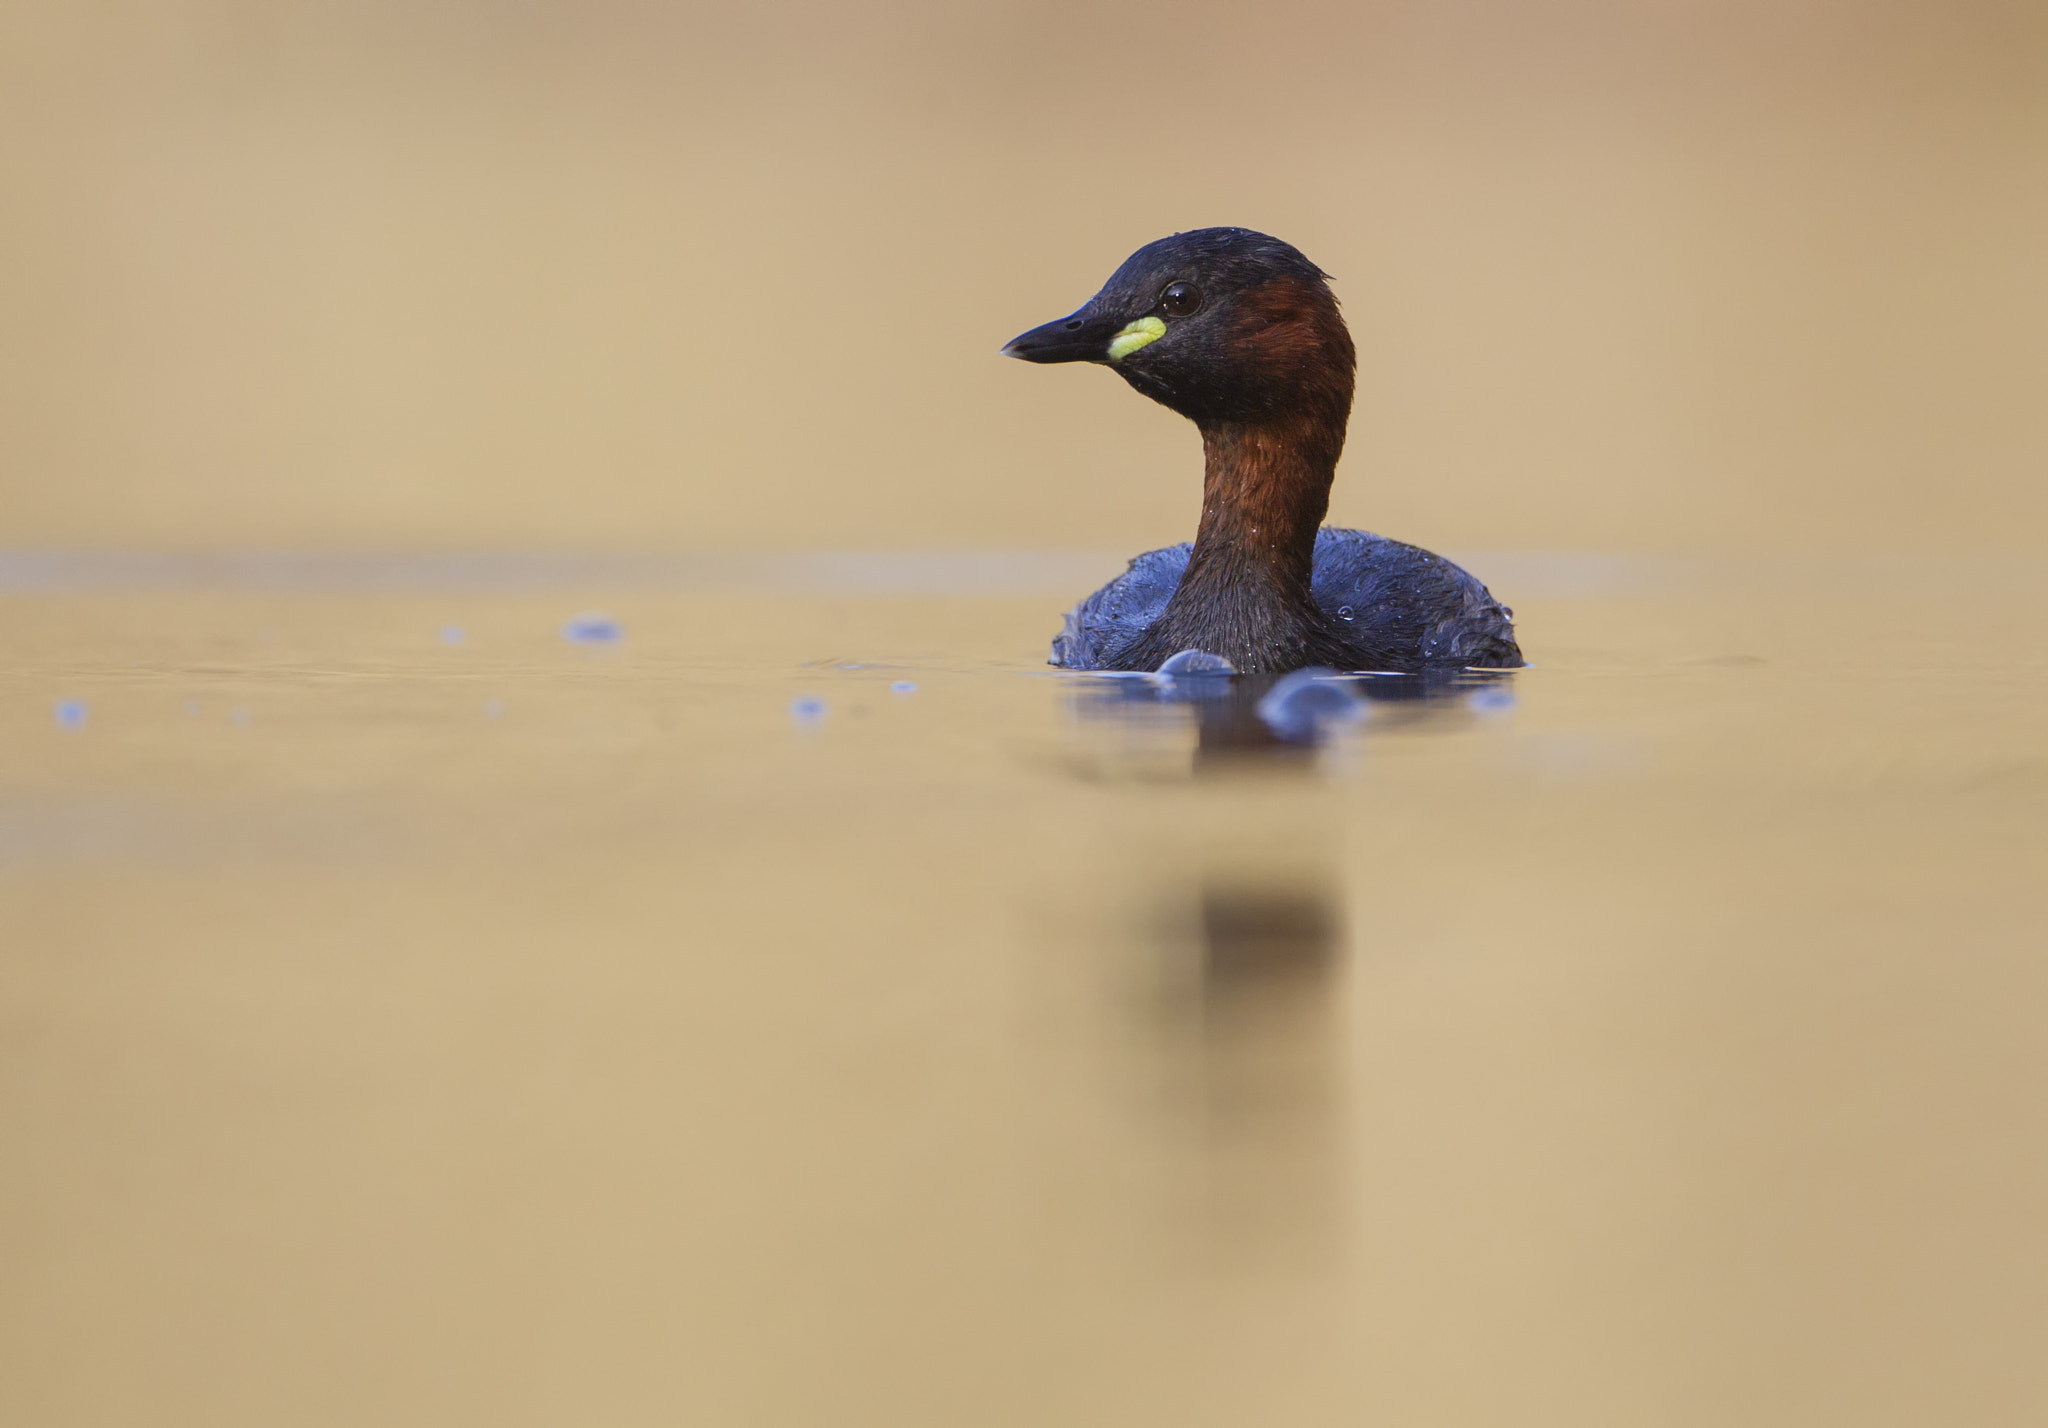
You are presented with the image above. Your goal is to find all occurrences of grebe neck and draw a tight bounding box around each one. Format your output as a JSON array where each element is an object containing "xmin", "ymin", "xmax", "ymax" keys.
[
  {"xmin": 1117, "ymin": 410, "xmax": 1350, "ymax": 672},
  {"xmin": 1182, "ymin": 413, "xmax": 1339, "ymax": 603}
]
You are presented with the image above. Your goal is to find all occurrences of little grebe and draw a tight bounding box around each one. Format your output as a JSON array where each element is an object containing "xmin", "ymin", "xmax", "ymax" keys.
[{"xmin": 1003, "ymin": 228, "xmax": 1522, "ymax": 674}]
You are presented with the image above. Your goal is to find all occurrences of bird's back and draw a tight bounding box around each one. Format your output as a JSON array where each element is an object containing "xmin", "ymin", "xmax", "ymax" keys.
[{"xmin": 1052, "ymin": 527, "xmax": 1521, "ymax": 672}]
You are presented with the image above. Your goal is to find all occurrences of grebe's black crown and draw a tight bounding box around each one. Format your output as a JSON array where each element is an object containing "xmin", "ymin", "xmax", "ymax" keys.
[{"xmin": 1095, "ymin": 227, "xmax": 1332, "ymax": 307}]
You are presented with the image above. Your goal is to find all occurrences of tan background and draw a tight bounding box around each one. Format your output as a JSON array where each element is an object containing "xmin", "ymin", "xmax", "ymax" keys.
[
  {"xmin": 5, "ymin": 10, "xmax": 2048, "ymax": 1424},
  {"xmin": 3, "ymin": 0, "xmax": 2045, "ymax": 556}
]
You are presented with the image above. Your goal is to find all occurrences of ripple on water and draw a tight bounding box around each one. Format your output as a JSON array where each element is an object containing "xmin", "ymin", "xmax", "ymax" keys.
[{"xmin": 563, "ymin": 614, "xmax": 622, "ymax": 645}]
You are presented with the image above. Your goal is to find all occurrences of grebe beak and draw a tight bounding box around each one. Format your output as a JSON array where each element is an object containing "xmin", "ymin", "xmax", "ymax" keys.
[{"xmin": 1000, "ymin": 310, "xmax": 1126, "ymax": 364}]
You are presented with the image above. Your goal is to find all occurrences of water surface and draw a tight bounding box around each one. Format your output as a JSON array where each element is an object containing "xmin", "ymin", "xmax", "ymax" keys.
[{"xmin": 2, "ymin": 552, "xmax": 2044, "ymax": 1426}]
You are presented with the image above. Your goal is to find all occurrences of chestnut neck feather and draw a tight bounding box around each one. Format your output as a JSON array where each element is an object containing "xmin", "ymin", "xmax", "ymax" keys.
[
  {"xmin": 1117, "ymin": 281, "xmax": 1358, "ymax": 672},
  {"xmin": 1120, "ymin": 417, "xmax": 1336, "ymax": 671},
  {"xmin": 1189, "ymin": 410, "xmax": 1341, "ymax": 586}
]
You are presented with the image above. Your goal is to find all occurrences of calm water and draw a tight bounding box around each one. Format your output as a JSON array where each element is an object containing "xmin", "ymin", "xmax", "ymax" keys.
[{"xmin": 2, "ymin": 551, "xmax": 2044, "ymax": 1426}]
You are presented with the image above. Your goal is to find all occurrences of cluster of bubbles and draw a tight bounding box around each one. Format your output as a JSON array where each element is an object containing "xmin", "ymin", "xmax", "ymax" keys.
[{"xmin": 790, "ymin": 681, "xmax": 919, "ymax": 726}]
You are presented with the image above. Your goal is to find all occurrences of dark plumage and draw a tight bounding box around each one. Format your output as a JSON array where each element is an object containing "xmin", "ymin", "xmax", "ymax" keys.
[
  {"xmin": 1053, "ymin": 528, "xmax": 1520, "ymax": 672},
  {"xmin": 1003, "ymin": 227, "xmax": 1522, "ymax": 674}
]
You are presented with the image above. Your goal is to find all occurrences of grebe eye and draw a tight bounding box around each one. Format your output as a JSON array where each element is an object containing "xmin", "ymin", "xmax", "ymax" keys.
[{"xmin": 1159, "ymin": 282, "xmax": 1202, "ymax": 317}]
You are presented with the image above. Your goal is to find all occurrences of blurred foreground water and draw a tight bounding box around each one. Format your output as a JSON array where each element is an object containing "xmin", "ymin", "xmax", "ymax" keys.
[{"xmin": 2, "ymin": 551, "xmax": 2044, "ymax": 1427}]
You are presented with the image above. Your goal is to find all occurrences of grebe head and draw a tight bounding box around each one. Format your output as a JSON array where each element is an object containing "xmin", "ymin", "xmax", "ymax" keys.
[{"xmin": 1001, "ymin": 227, "xmax": 1355, "ymax": 426}]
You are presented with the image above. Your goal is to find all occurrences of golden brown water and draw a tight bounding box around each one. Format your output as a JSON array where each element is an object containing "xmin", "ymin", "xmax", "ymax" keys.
[
  {"xmin": 4, "ymin": 1, "xmax": 2048, "ymax": 1423},
  {"xmin": 3, "ymin": 554, "xmax": 2044, "ymax": 1425}
]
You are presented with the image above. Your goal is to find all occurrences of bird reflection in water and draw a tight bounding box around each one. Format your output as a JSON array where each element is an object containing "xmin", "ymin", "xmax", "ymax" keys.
[
  {"xmin": 1056, "ymin": 663, "xmax": 1511, "ymax": 1266},
  {"xmin": 1143, "ymin": 875, "xmax": 1349, "ymax": 1273}
]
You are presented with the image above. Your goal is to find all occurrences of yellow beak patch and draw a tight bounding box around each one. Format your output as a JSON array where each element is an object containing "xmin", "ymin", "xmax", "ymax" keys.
[{"xmin": 1107, "ymin": 316, "xmax": 1167, "ymax": 363}]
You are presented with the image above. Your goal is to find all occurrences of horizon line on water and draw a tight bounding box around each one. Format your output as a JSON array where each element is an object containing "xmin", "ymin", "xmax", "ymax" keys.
[{"xmin": 0, "ymin": 549, "xmax": 2036, "ymax": 600}]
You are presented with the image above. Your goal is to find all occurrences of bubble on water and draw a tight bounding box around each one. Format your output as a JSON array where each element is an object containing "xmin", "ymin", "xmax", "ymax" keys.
[
  {"xmin": 1154, "ymin": 649, "xmax": 1236, "ymax": 677},
  {"xmin": 483, "ymin": 699, "xmax": 504, "ymax": 719},
  {"xmin": 1148, "ymin": 648, "xmax": 1238, "ymax": 703},
  {"xmin": 54, "ymin": 699, "xmax": 86, "ymax": 730},
  {"xmin": 791, "ymin": 696, "xmax": 827, "ymax": 725},
  {"xmin": 890, "ymin": 681, "xmax": 918, "ymax": 695},
  {"xmin": 440, "ymin": 625, "xmax": 466, "ymax": 646},
  {"xmin": 563, "ymin": 614, "xmax": 622, "ymax": 645},
  {"xmin": 1256, "ymin": 669, "xmax": 1367, "ymax": 742}
]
